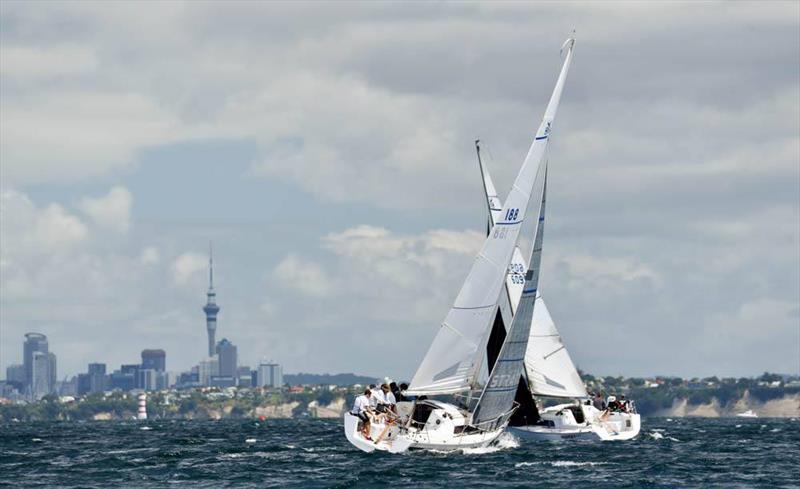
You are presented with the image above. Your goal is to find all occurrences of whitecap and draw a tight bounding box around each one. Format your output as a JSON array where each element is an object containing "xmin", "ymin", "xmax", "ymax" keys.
[
  {"xmin": 770, "ymin": 428, "xmax": 781, "ymax": 433},
  {"xmin": 245, "ymin": 438, "xmax": 257, "ymax": 444},
  {"xmin": 649, "ymin": 432, "xmax": 664, "ymax": 440},
  {"xmin": 219, "ymin": 453, "xmax": 246, "ymax": 459},
  {"xmin": 139, "ymin": 426, "xmax": 152, "ymax": 431},
  {"xmin": 551, "ymin": 461, "xmax": 605, "ymax": 467},
  {"xmin": 31, "ymin": 438, "xmax": 43, "ymax": 442},
  {"xmin": 460, "ymin": 432, "xmax": 519, "ymax": 455}
]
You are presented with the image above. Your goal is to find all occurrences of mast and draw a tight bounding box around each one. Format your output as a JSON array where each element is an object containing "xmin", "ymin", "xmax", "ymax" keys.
[{"xmin": 407, "ymin": 38, "xmax": 575, "ymax": 397}]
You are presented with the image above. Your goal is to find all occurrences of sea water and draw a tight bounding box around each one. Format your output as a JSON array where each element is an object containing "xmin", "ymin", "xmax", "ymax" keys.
[{"xmin": 1, "ymin": 417, "xmax": 798, "ymax": 488}]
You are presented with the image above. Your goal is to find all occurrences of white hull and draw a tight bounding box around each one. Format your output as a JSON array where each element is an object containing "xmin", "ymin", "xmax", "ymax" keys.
[
  {"xmin": 511, "ymin": 403, "xmax": 641, "ymax": 442},
  {"xmin": 344, "ymin": 400, "xmax": 508, "ymax": 453},
  {"xmin": 592, "ymin": 413, "xmax": 641, "ymax": 441}
]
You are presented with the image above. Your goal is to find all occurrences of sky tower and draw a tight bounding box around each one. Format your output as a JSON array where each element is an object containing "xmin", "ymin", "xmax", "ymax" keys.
[{"xmin": 203, "ymin": 243, "xmax": 220, "ymax": 358}]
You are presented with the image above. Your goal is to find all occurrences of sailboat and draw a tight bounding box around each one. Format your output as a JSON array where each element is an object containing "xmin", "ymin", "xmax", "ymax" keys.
[
  {"xmin": 344, "ymin": 39, "xmax": 576, "ymax": 453},
  {"xmin": 474, "ymin": 145, "xmax": 641, "ymax": 442}
]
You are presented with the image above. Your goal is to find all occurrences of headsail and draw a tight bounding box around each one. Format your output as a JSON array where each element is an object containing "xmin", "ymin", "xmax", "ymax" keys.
[
  {"xmin": 472, "ymin": 166, "xmax": 548, "ymax": 427},
  {"xmin": 407, "ymin": 39, "xmax": 576, "ymax": 397},
  {"xmin": 525, "ymin": 297, "xmax": 588, "ymax": 398}
]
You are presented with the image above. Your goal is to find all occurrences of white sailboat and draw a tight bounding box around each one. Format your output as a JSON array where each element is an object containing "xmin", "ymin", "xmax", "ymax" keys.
[
  {"xmin": 344, "ymin": 38, "xmax": 576, "ymax": 453},
  {"xmin": 474, "ymin": 129, "xmax": 640, "ymax": 441}
]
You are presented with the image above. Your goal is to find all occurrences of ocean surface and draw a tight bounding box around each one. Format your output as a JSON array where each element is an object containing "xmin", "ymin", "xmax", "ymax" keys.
[{"xmin": 1, "ymin": 417, "xmax": 798, "ymax": 488}]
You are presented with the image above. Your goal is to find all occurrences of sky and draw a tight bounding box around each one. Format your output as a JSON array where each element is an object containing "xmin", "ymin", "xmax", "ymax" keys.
[{"xmin": 1, "ymin": 1, "xmax": 798, "ymax": 381}]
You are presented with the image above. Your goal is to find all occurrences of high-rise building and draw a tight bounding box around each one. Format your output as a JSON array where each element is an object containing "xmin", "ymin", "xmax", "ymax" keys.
[
  {"xmin": 109, "ymin": 369, "xmax": 136, "ymax": 391},
  {"xmin": 31, "ymin": 351, "xmax": 52, "ymax": 399},
  {"xmin": 121, "ymin": 364, "xmax": 141, "ymax": 389},
  {"xmin": 236, "ymin": 366, "xmax": 252, "ymax": 387},
  {"xmin": 48, "ymin": 352, "xmax": 57, "ymax": 393},
  {"xmin": 257, "ymin": 362, "xmax": 283, "ymax": 388},
  {"xmin": 5, "ymin": 364, "xmax": 25, "ymax": 390},
  {"xmin": 202, "ymin": 244, "xmax": 220, "ymax": 358},
  {"xmin": 88, "ymin": 363, "xmax": 106, "ymax": 375},
  {"xmin": 23, "ymin": 333, "xmax": 48, "ymax": 389},
  {"xmin": 198, "ymin": 357, "xmax": 219, "ymax": 386},
  {"xmin": 141, "ymin": 349, "xmax": 166, "ymax": 372},
  {"xmin": 138, "ymin": 369, "xmax": 162, "ymax": 391},
  {"xmin": 78, "ymin": 363, "xmax": 107, "ymax": 395},
  {"xmin": 215, "ymin": 339, "xmax": 237, "ymax": 377}
]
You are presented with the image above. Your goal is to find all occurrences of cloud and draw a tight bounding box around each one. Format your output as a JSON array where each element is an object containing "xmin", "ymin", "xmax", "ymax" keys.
[
  {"xmin": 0, "ymin": 2, "xmax": 797, "ymax": 378},
  {"xmin": 171, "ymin": 252, "xmax": 207, "ymax": 286},
  {"xmin": 78, "ymin": 186, "xmax": 132, "ymax": 233},
  {"xmin": 0, "ymin": 189, "xmax": 87, "ymax": 259},
  {"xmin": 273, "ymin": 253, "xmax": 332, "ymax": 298},
  {"xmin": 140, "ymin": 246, "xmax": 160, "ymax": 265}
]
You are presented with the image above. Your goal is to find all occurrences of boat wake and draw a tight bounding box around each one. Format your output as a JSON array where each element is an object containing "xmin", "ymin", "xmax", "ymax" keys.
[{"xmin": 460, "ymin": 432, "xmax": 519, "ymax": 455}]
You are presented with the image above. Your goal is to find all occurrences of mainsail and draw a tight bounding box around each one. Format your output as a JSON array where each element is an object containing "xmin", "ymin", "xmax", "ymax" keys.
[
  {"xmin": 407, "ymin": 39, "xmax": 575, "ymax": 397},
  {"xmin": 472, "ymin": 167, "xmax": 547, "ymax": 427}
]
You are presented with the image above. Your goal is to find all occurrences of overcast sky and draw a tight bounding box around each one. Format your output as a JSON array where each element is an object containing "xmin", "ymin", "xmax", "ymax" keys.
[{"xmin": 1, "ymin": 1, "xmax": 798, "ymax": 380}]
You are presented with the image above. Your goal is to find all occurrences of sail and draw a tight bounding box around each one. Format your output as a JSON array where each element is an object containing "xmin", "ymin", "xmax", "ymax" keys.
[
  {"xmin": 476, "ymin": 141, "xmax": 526, "ymax": 313},
  {"xmin": 525, "ymin": 297, "xmax": 588, "ymax": 398},
  {"xmin": 407, "ymin": 39, "xmax": 575, "ymax": 397},
  {"xmin": 476, "ymin": 140, "xmax": 504, "ymax": 232},
  {"xmin": 471, "ymin": 168, "xmax": 547, "ymax": 427}
]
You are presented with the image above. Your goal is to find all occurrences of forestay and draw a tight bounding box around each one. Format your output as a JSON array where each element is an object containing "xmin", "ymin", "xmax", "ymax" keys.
[{"xmin": 407, "ymin": 39, "xmax": 576, "ymax": 397}]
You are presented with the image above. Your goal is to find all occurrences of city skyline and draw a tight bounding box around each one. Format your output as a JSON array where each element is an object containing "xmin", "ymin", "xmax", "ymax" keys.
[{"xmin": 1, "ymin": 2, "xmax": 798, "ymax": 380}]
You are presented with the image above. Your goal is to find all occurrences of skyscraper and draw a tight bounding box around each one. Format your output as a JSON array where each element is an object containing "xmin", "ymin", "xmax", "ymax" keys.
[
  {"xmin": 198, "ymin": 357, "xmax": 219, "ymax": 386},
  {"xmin": 141, "ymin": 349, "xmax": 166, "ymax": 372},
  {"xmin": 215, "ymin": 339, "xmax": 237, "ymax": 378},
  {"xmin": 23, "ymin": 333, "xmax": 55, "ymax": 399},
  {"xmin": 23, "ymin": 333, "xmax": 48, "ymax": 389},
  {"xmin": 203, "ymin": 244, "xmax": 220, "ymax": 358},
  {"xmin": 5, "ymin": 364, "xmax": 25, "ymax": 390},
  {"xmin": 31, "ymin": 351, "xmax": 54, "ymax": 400}
]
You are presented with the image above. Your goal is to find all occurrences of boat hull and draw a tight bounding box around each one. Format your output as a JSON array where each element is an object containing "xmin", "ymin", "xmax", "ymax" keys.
[
  {"xmin": 511, "ymin": 403, "xmax": 641, "ymax": 442},
  {"xmin": 343, "ymin": 413, "xmax": 412, "ymax": 453},
  {"xmin": 592, "ymin": 412, "xmax": 641, "ymax": 441},
  {"xmin": 343, "ymin": 400, "xmax": 509, "ymax": 453}
]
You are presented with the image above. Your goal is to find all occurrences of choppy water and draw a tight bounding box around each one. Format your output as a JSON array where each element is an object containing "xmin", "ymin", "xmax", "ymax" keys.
[{"xmin": 1, "ymin": 417, "xmax": 798, "ymax": 488}]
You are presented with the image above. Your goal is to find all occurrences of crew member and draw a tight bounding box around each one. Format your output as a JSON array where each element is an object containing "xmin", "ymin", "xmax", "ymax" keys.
[{"xmin": 351, "ymin": 389, "xmax": 373, "ymax": 439}]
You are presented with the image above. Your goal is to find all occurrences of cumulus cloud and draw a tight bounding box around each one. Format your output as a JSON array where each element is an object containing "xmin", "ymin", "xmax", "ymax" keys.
[
  {"xmin": 78, "ymin": 186, "xmax": 132, "ymax": 233},
  {"xmin": 171, "ymin": 252, "xmax": 208, "ymax": 286},
  {"xmin": 273, "ymin": 254, "xmax": 333, "ymax": 298},
  {"xmin": 0, "ymin": 189, "xmax": 87, "ymax": 259},
  {"xmin": 140, "ymin": 246, "xmax": 160, "ymax": 265}
]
